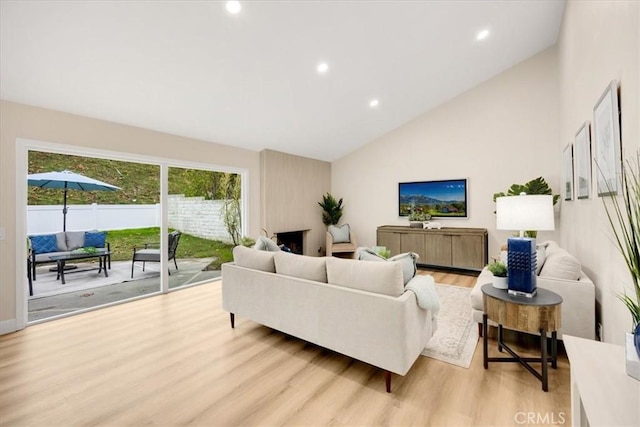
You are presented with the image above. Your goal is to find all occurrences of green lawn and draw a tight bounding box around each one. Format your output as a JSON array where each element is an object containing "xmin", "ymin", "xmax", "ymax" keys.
[{"xmin": 105, "ymin": 227, "xmax": 234, "ymax": 270}]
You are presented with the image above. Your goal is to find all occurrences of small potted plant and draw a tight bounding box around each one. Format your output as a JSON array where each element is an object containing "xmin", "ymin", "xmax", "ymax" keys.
[
  {"xmin": 487, "ymin": 260, "xmax": 508, "ymax": 289},
  {"xmin": 408, "ymin": 208, "xmax": 432, "ymax": 228}
]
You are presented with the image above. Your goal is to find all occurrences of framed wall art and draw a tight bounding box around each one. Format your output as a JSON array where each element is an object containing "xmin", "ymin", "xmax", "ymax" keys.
[
  {"xmin": 575, "ymin": 122, "xmax": 592, "ymax": 199},
  {"xmin": 593, "ymin": 80, "xmax": 622, "ymax": 196},
  {"xmin": 563, "ymin": 144, "xmax": 574, "ymax": 201}
]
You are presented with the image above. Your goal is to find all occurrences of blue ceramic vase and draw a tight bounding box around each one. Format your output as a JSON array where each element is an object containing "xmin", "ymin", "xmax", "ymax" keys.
[{"xmin": 635, "ymin": 323, "xmax": 640, "ymax": 357}]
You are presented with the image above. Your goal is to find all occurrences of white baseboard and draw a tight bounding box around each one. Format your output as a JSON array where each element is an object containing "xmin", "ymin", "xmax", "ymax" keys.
[{"xmin": 0, "ymin": 318, "xmax": 18, "ymax": 335}]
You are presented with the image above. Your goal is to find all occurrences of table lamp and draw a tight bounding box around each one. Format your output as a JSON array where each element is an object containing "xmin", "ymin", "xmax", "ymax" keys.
[{"xmin": 496, "ymin": 194, "xmax": 555, "ymax": 297}]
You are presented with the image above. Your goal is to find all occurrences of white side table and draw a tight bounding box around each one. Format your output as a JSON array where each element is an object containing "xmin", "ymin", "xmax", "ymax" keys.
[{"xmin": 564, "ymin": 335, "xmax": 640, "ymax": 426}]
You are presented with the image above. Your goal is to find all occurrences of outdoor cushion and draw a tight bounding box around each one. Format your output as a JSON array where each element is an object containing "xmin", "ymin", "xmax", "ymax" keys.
[
  {"xmin": 253, "ymin": 236, "xmax": 281, "ymax": 252},
  {"xmin": 274, "ymin": 251, "xmax": 327, "ymax": 283},
  {"xmin": 65, "ymin": 231, "xmax": 86, "ymax": 251},
  {"xmin": 34, "ymin": 251, "xmax": 70, "ymax": 262},
  {"xmin": 85, "ymin": 231, "xmax": 107, "ymax": 248},
  {"xmin": 132, "ymin": 248, "xmax": 160, "ymax": 262},
  {"xmin": 329, "ymin": 224, "xmax": 351, "ymax": 243},
  {"xmin": 30, "ymin": 234, "xmax": 58, "ymax": 254},
  {"xmin": 233, "ymin": 245, "xmax": 276, "ymax": 273},
  {"xmin": 55, "ymin": 232, "xmax": 68, "ymax": 251}
]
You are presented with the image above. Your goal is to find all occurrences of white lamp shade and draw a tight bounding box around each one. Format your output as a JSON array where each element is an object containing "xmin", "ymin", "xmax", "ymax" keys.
[{"xmin": 496, "ymin": 195, "xmax": 555, "ymax": 231}]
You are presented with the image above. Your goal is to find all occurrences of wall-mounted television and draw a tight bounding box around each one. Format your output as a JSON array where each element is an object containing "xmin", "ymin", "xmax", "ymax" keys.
[{"xmin": 399, "ymin": 179, "xmax": 468, "ymax": 218}]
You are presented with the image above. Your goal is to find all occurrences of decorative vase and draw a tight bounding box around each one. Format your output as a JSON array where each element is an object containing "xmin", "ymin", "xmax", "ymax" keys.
[
  {"xmin": 409, "ymin": 221, "xmax": 423, "ymax": 228},
  {"xmin": 492, "ymin": 276, "xmax": 508, "ymax": 290},
  {"xmin": 635, "ymin": 323, "xmax": 640, "ymax": 357},
  {"xmin": 626, "ymin": 332, "xmax": 640, "ymax": 381}
]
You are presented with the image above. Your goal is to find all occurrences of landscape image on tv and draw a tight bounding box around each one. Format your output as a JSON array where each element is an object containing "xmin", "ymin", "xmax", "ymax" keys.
[{"xmin": 399, "ymin": 179, "xmax": 467, "ymax": 218}]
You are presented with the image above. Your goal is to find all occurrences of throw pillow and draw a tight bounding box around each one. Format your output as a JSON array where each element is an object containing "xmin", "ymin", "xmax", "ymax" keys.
[
  {"xmin": 233, "ymin": 245, "xmax": 276, "ymax": 272},
  {"xmin": 389, "ymin": 252, "xmax": 419, "ymax": 285},
  {"xmin": 30, "ymin": 234, "xmax": 58, "ymax": 254},
  {"xmin": 356, "ymin": 247, "xmax": 385, "ymax": 261},
  {"xmin": 328, "ymin": 224, "xmax": 350, "ymax": 243},
  {"xmin": 85, "ymin": 231, "xmax": 107, "ymax": 248},
  {"xmin": 253, "ymin": 236, "xmax": 281, "ymax": 252}
]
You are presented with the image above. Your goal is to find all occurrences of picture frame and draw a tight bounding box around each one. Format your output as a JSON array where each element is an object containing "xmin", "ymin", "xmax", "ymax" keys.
[
  {"xmin": 563, "ymin": 144, "xmax": 574, "ymax": 201},
  {"xmin": 575, "ymin": 122, "xmax": 592, "ymax": 199},
  {"xmin": 593, "ymin": 80, "xmax": 622, "ymax": 196}
]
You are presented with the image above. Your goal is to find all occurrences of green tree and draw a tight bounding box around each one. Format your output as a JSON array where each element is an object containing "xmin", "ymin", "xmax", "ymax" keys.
[{"xmin": 219, "ymin": 173, "xmax": 242, "ymax": 245}]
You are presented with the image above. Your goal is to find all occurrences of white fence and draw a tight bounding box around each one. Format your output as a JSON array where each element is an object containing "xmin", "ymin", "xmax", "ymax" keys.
[{"xmin": 27, "ymin": 195, "xmax": 234, "ymax": 242}]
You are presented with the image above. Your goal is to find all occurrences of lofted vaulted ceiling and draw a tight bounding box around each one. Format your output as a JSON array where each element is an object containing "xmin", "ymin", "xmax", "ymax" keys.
[{"xmin": 0, "ymin": 1, "xmax": 565, "ymax": 161}]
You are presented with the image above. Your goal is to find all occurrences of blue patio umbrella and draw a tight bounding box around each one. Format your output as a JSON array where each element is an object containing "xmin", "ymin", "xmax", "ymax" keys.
[{"xmin": 27, "ymin": 170, "xmax": 121, "ymax": 231}]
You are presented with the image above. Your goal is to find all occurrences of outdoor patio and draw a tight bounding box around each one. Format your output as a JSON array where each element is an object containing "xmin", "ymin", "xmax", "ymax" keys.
[{"xmin": 28, "ymin": 258, "xmax": 221, "ymax": 322}]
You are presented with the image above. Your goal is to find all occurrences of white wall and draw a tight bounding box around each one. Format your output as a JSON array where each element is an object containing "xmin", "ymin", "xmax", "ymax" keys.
[
  {"xmin": 168, "ymin": 195, "xmax": 232, "ymax": 242},
  {"xmin": 557, "ymin": 0, "xmax": 639, "ymax": 343},
  {"xmin": 332, "ymin": 47, "xmax": 560, "ymax": 258}
]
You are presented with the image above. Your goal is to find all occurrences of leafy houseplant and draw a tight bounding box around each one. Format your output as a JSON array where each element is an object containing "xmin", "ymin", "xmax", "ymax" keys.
[
  {"xmin": 408, "ymin": 208, "xmax": 432, "ymax": 222},
  {"xmin": 318, "ymin": 193, "xmax": 344, "ymax": 226},
  {"xmin": 493, "ymin": 177, "xmax": 559, "ymax": 237},
  {"xmin": 487, "ymin": 260, "xmax": 507, "ymax": 277},
  {"xmin": 601, "ymin": 154, "xmax": 640, "ymax": 337},
  {"xmin": 487, "ymin": 260, "xmax": 508, "ymax": 289}
]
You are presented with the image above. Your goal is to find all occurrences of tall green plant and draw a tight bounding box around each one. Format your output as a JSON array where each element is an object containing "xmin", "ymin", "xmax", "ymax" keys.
[
  {"xmin": 602, "ymin": 154, "xmax": 640, "ymax": 331},
  {"xmin": 219, "ymin": 173, "xmax": 242, "ymax": 245},
  {"xmin": 318, "ymin": 193, "xmax": 344, "ymax": 226}
]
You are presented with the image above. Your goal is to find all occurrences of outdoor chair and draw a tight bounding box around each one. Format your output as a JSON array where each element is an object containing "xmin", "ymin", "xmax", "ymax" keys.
[{"xmin": 131, "ymin": 231, "xmax": 182, "ymax": 278}]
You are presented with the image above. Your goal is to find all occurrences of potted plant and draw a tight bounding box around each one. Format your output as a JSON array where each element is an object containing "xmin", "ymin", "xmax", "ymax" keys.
[
  {"xmin": 493, "ymin": 177, "xmax": 559, "ymax": 237},
  {"xmin": 601, "ymin": 154, "xmax": 640, "ymax": 379},
  {"xmin": 318, "ymin": 193, "xmax": 344, "ymax": 226},
  {"xmin": 487, "ymin": 260, "xmax": 508, "ymax": 289},
  {"xmin": 408, "ymin": 208, "xmax": 432, "ymax": 228}
]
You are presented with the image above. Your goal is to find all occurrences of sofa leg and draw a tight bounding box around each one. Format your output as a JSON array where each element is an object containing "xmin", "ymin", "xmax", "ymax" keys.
[
  {"xmin": 478, "ymin": 323, "xmax": 483, "ymax": 338},
  {"xmin": 384, "ymin": 371, "xmax": 391, "ymax": 393},
  {"xmin": 230, "ymin": 313, "xmax": 235, "ymax": 329}
]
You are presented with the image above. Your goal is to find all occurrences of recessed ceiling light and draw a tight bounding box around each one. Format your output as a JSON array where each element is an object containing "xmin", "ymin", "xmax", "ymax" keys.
[
  {"xmin": 369, "ymin": 99, "xmax": 379, "ymax": 108},
  {"xmin": 476, "ymin": 29, "xmax": 489, "ymax": 41},
  {"xmin": 226, "ymin": 1, "xmax": 242, "ymax": 14},
  {"xmin": 317, "ymin": 62, "xmax": 329, "ymax": 74}
]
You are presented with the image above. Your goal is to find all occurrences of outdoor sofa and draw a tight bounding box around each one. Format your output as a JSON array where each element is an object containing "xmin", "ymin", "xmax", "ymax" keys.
[{"xmin": 27, "ymin": 230, "xmax": 110, "ymax": 282}]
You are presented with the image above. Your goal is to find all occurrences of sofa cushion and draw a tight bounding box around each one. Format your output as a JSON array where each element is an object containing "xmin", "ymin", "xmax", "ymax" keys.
[
  {"xmin": 30, "ymin": 234, "xmax": 58, "ymax": 254},
  {"xmin": 274, "ymin": 251, "xmax": 327, "ymax": 283},
  {"xmin": 233, "ymin": 245, "xmax": 276, "ymax": 272},
  {"xmin": 539, "ymin": 248, "xmax": 581, "ymax": 280},
  {"xmin": 34, "ymin": 251, "xmax": 71, "ymax": 262},
  {"xmin": 356, "ymin": 248, "xmax": 417, "ymax": 285},
  {"xmin": 253, "ymin": 236, "xmax": 281, "ymax": 252},
  {"xmin": 55, "ymin": 232, "xmax": 68, "ymax": 252},
  {"xmin": 84, "ymin": 231, "xmax": 107, "ymax": 248},
  {"xmin": 329, "ymin": 224, "xmax": 350, "ymax": 243},
  {"xmin": 326, "ymin": 257, "xmax": 404, "ymax": 297},
  {"xmin": 65, "ymin": 231, "xmax": 86, "ymax": 251}
]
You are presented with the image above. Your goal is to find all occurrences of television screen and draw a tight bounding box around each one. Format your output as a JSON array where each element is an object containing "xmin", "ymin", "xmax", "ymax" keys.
[{"xmin": 399, "ymin": 179, "xmax": 468, "ymax": 218}]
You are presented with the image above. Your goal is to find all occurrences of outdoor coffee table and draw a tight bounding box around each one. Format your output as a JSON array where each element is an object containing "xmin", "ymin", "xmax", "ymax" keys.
[{"xmin": 49, "ymin": 249, "xmax": 111, "ymax": 284}]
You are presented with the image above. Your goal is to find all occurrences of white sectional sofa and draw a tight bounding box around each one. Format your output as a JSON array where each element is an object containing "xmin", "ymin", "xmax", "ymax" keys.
[
  {"xmin": 470, "ymin": 241, "xmax": 596, "ymax": 340},
  {"xmin": 222, "ymin": 245, "xmax": 438, "ymax": 392}
]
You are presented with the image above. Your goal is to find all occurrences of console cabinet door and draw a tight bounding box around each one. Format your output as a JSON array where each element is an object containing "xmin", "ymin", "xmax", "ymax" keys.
[
  {"xmin": 377, "ymin": 231, "xmax": 401, "ymax": 256},
  {"xmin": 452, "ymin": 234, "xmax": 484, "ymax": 270},
  {"xmin": 424, "ymin": 234, "xmax": 452, "ymax": 266},
  {"xmin": 400, "ymin": 233, "xmax": 426, "ymax": 260}
]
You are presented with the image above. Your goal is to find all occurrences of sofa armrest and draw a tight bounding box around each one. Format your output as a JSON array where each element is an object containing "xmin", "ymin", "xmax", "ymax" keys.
[{"xmin": 537, "ymin": 272, "xmax": 595, "ymax": 339}]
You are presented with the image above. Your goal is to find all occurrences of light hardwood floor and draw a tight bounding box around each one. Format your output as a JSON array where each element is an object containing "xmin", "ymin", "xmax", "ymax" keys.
[{"xmin": 0, "ymin": 270, "xmax": 570, "ymax": 426}]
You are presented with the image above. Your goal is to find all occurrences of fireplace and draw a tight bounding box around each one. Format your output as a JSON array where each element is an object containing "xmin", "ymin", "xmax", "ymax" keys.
[{"xmin": 275, "ymin": 230, "xmax": 306, "ymax": 255}]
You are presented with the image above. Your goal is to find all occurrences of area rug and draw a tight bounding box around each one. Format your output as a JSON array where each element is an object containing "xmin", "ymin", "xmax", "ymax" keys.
[{"xmin": 421, "ymin": 283, "xmax": 478, "ymax": 368}]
